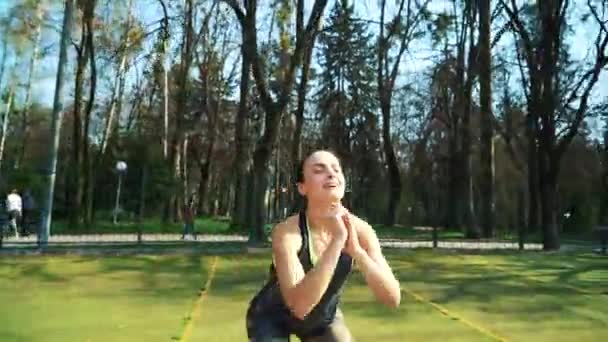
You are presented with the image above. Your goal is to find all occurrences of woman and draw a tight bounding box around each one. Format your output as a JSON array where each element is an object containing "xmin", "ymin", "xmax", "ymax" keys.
[{"xmin": 246, "ymin": 150, "xmax": 401, "ymax": 341}]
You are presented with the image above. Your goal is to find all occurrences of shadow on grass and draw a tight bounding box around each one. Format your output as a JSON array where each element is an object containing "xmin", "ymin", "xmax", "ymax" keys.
[
  {"xmin": 1, "ymin": 254, "xmax": 214, "ymax": 301},
  {"xmin": 3, "ymin": 249, "xmax": 606, "ymax": 327},
  {"xmin": 386, "ymin": 251, "xmax": 608, "ymax": 325}
]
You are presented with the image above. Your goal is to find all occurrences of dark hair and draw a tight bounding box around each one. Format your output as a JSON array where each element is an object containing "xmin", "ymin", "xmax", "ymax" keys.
[{"xmin": 296, "ymin": 158, "xmax": 306, "ymax": 184}]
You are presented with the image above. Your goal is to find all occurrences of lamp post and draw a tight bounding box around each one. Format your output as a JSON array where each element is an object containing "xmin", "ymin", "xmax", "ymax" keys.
[{"xmin": 113, "ymin": 161, "xmax": 127, "ymax": 224}]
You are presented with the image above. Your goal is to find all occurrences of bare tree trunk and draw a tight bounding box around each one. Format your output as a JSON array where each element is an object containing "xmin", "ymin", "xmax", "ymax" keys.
[
  {"xmin": 0, "ymin": 35, "xmax": 7, "ymax": 92},
  {"xmin": 138, "ymin": 163, "xmax": 147, "ymax": 220},
  {"xmin": 163, "ymin": 58, "xmax": 169, "ymax": 159},
  {"xmin": 517, "ymin": 183, "xmax": 527, "ymax": 250},
  {"xmin": 165, "ymin": 0, "xmax": 201, "ymax": 223},
  {"xmin": 83, "ymin": 2, "xmax": 97, "ymax": 224},
  {"xmin": 154, "ymin": 0, "xmax": 170, "ymax": 160},
  {"xmin": 537, "ymin": 1, "xmax": 560, "ymax": 250},
  {"xmin": 40, "ymin": 0, "xmax": 74, "ymax": 245},
  {"xmin": 289, "ymin": 36, "xmax": 313, "ymax": 214},
  {"xmin": 70, "ymin": 21, "xmax": 89, "ymax": 228},
  {"xmin": 273, "ymin": 141, "xmax": 281, "ymax": 221},
  {"xmin": 198, "ymin": 164, "xmax": 210, "ymax": 215},
  {"xmin": 539, "ymin": 152, "xmax": 560, "ymax": 249},
  {"xmin": 17, "ymin": 4, "xmax": 43, "ymax": 170},
  {"xmin": 478, "ymin": 0, "xmax": 494, "ymax": 238},
  {"xmin": 198, "ymin": 118, "xmax": 217, "ymax": 216},
  {"xmin": 461, "ymin": 0, "xmax": 478, "ymax": 238},
  {"xmin": 183, "ymin": 135, "xmax": 189, "ymax": 202},
  {"xmin": 99, "ymin": 0, "xmax": 132, "ymax": 156},
  {"xmin": 0, "ymin": 86, "xmax": 14, "ymax": 171},
  {"xmin": 250, "ymin": 144, "xmax": 273, "ymax": 242},
  {"xmin": 100, "ymin": 54, "xmax": 128, "ymax": 156},
  {"xmin": 232, "ymin": 44, "xmax": 250, "ymax": 227}
]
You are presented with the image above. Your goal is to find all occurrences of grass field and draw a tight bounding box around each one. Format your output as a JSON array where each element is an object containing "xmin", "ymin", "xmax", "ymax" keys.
[{"xmin": 0, "ymin": 250, "xmax": 606, "ymax": 341}]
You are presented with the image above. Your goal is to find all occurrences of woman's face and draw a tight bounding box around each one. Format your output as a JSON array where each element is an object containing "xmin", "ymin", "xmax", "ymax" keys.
[{"xmin": 298, "ymin": 151, "xmax": 345, "ymax": 203}]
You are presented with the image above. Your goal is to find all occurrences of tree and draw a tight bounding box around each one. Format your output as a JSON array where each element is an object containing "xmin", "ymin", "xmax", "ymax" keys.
[
  {"xmin": 478, "ymin": 0, "xmax": 494, "ymax": 237},
  {"xmin": 15, "ymin": 0, "xmax": 45, "ymax": 170},
  {"xmin": 0, "ymin": 78, "xmax": 14, "ymax": 172},
  {"xmin": 500, "ymin": 0, "xmax": 608, "ymax": 249},
  {"xmin": 377, "ymin": 0, "xmax": 429, "ymax": 226},
  {"xmin": 429, "ymin": 2, "xmax": 480, "ymax": 237},
  {"xmin": 165, "ymin": 0, "xmax": 218, "ymax": 222},
  {"xmin": 40, "ymin": 0, "xmax": 75, "ymax": 245},
  {"xmin": 317, "ymin": 0, "xmax": 379, "ymax": 218},
  {"xmin": 68, "ymin": 0, "xmax": 97, "ymax": 227},
  {"xmin": 224, "ymin": 0, "xmax": 329, "ymax": 244}
]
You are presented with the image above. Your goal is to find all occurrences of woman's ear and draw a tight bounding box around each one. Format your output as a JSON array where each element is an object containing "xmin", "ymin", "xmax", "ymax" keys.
[{"xmin": 297, "ymin": 182, "xmax": 306, "ymax": 196}]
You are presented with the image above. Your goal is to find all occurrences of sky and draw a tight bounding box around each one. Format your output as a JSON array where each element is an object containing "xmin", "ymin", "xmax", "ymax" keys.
[{"xmin": 0, "ymin": 0, "xmax": 606, "ymax": 136}]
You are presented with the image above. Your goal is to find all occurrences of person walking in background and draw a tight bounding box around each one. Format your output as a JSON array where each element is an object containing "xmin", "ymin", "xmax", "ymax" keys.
[
  {"xmin": 181, "ymin": 197, "xmax": 197, "ymax": 240},
  {"xmin": 21, "ymin": 189, "xmax": 36, "ymax": 236},
  {"xmin": 6, "ymin": 189, "xmax": 22, "ymax": 238}
]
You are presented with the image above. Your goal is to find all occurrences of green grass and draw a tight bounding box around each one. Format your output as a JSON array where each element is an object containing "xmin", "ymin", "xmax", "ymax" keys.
[
  {"xmin": 0, "ymin": 255, "xmax": 211, "ymax": 341},
  {"xmin": 1, "ymin": 250, "xmax": 606, "ymax": 341},
  {"xmin": 50, "ymin": 216, "xmax": 235, "ymax": 235}
]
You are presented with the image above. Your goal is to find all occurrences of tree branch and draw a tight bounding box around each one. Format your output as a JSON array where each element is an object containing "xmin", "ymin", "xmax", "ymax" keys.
[
  {"xmin": 514, "ymin": 36, "xmax": 531, "ymax": 105},
  {"xmin": 556, "ymin": 16, "xmax": 608, "ymax": 158},
  {"xmin": 222, "ymin": 0, "xmax": 246, "ymax": 25},
  {"xmin": 388, "ymin": 0, "xmax": 430, "ymax": 91},
  {"xmin": 499, "ymin": 0, "xmax": 534, "ymax": 62},
  {"xmin": 384, "ymin": 0, "xmax": 407, "ymax": 44},
  {"xmin": 588, "ymin": 0, "xmax": 608, "ymax": 35},
  {"xmin": 278, "ymin": 0, "xmax": 328, "ymax": 109}
]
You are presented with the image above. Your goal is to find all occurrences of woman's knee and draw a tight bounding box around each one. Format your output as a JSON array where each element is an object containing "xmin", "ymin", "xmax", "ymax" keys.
[
  {"xmin": 303, "ymin": 313, "xmax": 353, "ymax": 342},
  {"xmin": 247, "ymin": 316, "xmax": 290, "ymax": 342}
]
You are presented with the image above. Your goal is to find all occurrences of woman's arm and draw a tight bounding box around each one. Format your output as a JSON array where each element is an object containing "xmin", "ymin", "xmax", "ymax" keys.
[
  {"xmin": 272, "ymin": 220, "xmax": 347, "ymax": 320},
  {"xmin": 344, "ymin": 215, "xmax": 401, "ymax": 308}
]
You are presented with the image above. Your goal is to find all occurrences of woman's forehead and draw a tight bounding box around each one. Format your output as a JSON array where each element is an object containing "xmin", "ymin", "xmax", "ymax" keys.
[{"xmin": 305, "ymin": 151, "xmax": 340, "ymax": 167}]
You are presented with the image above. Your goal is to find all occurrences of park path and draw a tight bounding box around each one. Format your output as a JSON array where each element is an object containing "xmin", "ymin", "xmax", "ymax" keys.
[{"xmin": 0, "ymin": 233, "xmax": 550, "ymax": 251}]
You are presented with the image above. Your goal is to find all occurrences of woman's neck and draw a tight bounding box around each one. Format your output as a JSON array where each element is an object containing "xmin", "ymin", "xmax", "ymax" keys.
[{"xmin": 306, "ymin": 200, "xmax": 341, "ymax": 232}]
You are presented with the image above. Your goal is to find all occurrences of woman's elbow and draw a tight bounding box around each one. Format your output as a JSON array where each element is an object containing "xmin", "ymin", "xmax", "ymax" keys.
[
  {"xmin": 289, "ymin": 302, "xmax": 313, "ymax": 320},
  {"xmin": 389, "ymin": 291, "xmax": 401, "ymax": 308},
  {"xmin": 285, "ymin": 294, "xmax": 313, "ymax": 320},
  {"xmin": 381, "ymin": 290, "xmax": 401, "ymax": 308}
]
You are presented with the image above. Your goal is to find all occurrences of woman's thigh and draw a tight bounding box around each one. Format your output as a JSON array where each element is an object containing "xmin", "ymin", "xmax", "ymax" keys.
[
  {"xmin": 301, "ymin": 309, "xmax": 353, "ymax": 342},
  {"xmin": 247, "ymin": 311, "xmax": 290, "ymax": 342}
]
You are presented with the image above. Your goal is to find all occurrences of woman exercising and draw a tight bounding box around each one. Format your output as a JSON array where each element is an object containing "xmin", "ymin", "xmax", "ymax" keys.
[{"xmin": 246, "ymin": 150, "xmax": 401, "ymax": 341}]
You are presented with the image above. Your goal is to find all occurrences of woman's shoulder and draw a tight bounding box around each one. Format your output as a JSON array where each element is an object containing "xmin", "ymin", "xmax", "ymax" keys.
[
  {"xmin": 349, "ymin": 213, "xmax": 373, "ymax": 230},
  {"xmin": 348, "ymin": 213, "xmax": 376, "ymax": 239},
  {"xmin": 270, "ymin": 214, "xmax": 303, "ymax": 247}
]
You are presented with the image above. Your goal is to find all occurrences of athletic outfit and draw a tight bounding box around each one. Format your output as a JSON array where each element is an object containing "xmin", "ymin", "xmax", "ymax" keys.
[{"xmin": 246, "ymin": 211, "xmax": 353, "ymax": 341}]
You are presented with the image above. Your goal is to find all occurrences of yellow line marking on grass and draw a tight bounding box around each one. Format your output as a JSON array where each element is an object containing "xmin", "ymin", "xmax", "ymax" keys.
[
  {"xmin": 180, "ymin": 256, "xmax": 219, "ymax": 342},
  {"xmin": 401, "ymin": 286, "xmax": 509, "ymax": 342}
]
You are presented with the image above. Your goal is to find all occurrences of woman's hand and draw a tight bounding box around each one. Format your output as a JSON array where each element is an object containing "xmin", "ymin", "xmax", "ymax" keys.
[
  {"xmin": 320, "ymin": 205, "xmax": 349, "ymax": 244},
  {"xmin": 342, "ymin": 213, "xmax": 366, "ymax": 259}
]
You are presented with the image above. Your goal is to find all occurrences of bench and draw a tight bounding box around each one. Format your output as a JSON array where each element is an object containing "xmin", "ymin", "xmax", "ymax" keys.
[{"xmin": 594, "ymin": 226, "xmax": 608, "ymax": 255}]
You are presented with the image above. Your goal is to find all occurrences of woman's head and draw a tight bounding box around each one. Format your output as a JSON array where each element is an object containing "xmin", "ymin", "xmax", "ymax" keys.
[{"xmin": 296, "ymin": 150, "xmax": 345, "ymax": 203}]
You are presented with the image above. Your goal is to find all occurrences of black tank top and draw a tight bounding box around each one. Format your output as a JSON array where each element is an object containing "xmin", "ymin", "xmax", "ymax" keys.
[{"xmin": 248, "ymin": 210, "xmax": 353, "ymax": 337}]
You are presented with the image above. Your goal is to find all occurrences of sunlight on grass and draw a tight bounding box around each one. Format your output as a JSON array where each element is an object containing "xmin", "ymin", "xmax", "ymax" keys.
[
  {"xmin": 0, "ymin": 255, "xmax": 211, "ymax": 342},
  {"xmin": 0, "ymin": 251, "xmax": 606, "ymax": 341}
]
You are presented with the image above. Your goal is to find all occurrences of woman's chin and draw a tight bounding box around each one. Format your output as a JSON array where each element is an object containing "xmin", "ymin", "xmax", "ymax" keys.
[
  {"xmin": 310, "ymin": 192, "xmax": 343, "ymax": 203},
  {"xmin": 323, "ymin": 190, "xmax": 344, "ymax": 201}
]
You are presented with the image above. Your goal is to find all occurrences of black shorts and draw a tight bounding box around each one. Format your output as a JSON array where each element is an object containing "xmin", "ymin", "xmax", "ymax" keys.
[{"xmin": 246, "ymin": 308, "xmax": 352, "ymax": 342}]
